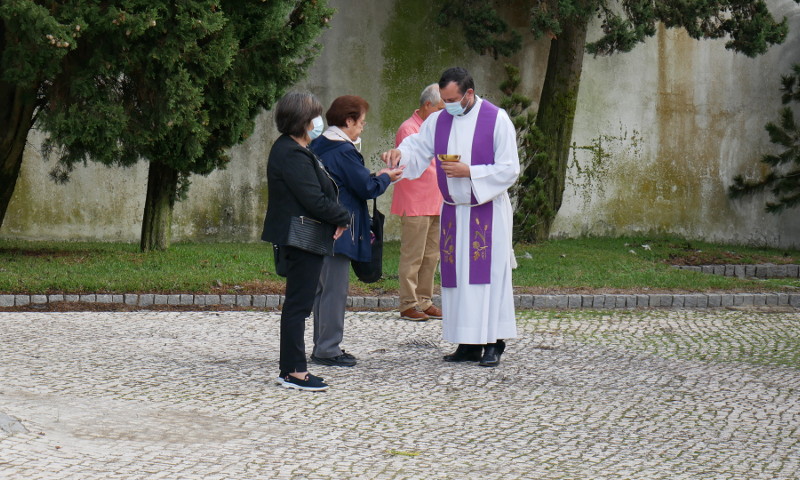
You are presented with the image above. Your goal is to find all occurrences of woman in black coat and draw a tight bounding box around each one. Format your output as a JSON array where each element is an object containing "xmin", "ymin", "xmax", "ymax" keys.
[{"xmin": 261, "ymin": 92, "xmax": 350, "ymax": 392}]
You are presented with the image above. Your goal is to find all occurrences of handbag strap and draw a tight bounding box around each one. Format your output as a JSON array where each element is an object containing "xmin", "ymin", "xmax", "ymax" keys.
[{"xmin": 306, "ymin": 146, "xmax": 340, "ymax": 204}]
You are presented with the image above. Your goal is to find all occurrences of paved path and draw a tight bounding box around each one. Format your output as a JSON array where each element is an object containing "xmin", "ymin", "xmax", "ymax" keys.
[{"xmin": 1, "ymin": 309, "xmax": 800, "ymax": 479}]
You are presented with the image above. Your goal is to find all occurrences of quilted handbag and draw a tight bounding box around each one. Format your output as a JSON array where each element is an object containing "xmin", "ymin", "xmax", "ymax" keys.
[{"xmin": 285, "ymin": 215, "xmax": 335, "ymax": 256}]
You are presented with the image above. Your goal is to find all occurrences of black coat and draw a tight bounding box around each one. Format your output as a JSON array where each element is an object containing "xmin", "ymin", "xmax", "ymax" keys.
[{"xmin": 261, "ymin": 135, "xmax": 350, "ymax": 245}]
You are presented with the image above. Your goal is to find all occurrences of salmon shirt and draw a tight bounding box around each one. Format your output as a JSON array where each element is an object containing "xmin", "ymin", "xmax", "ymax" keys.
[{"xmin": 390, "ymin": 110, "xmax": 443, "ymax": 216}]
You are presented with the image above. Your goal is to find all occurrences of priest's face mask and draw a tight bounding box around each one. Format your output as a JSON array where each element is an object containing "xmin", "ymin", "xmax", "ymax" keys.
[{"xmin": 441, "ymin": 82, "xmax": 473, "ymax": 116}]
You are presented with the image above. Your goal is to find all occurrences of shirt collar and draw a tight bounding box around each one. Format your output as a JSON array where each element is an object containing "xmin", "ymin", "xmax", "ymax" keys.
[
  {"xmin": 322, "ymin": 125, "xmax": 361, "ymax": 150},
  {"xmin": 323, "ymin": 125, "xmax": 353, "ymax": 143}
]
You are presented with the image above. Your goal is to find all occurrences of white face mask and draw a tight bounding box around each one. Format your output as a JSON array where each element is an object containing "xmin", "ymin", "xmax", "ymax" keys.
[
  {"xmin": 308, "ymin": 116, "xmax": 324, "ymax": 140},
  {"xmin": 444, "ymin": 92, "xmax": 467, "ymax": 116}
]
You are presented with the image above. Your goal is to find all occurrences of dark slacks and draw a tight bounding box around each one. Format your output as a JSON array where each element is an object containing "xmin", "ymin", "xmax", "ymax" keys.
[{"xmin": 278, "ymin": 245, "xmax": 325, "ymax": 375}]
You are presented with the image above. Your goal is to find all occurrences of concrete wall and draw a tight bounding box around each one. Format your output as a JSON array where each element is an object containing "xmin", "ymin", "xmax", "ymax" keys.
[
  {"xmin": 2, "ymin": 0, "xmax": 800, "ymax": 247},
  {"xmin": 552, "ymin": 0, "xmax": 800, "ymax": 247}
]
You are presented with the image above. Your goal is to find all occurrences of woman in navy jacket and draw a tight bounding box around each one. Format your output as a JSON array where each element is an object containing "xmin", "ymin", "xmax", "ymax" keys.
[
  {"xmin": 309, "ymin": 96, "xmax": 403, "ymax": 367},
  {"xmin": 261, "ymin": 92, "xmax": 350, "ymax": 391}
]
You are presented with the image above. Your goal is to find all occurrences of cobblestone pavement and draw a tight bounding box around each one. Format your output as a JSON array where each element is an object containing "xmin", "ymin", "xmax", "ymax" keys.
[{"xmin": 1, "ymin": 309, "xmax": 799, "ymax": 479}]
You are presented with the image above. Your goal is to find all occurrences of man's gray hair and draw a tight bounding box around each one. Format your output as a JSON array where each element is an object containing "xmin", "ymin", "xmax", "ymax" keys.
[{"xmin": 419, "ymin": 83, "xmax": 441, "ymax": 107}]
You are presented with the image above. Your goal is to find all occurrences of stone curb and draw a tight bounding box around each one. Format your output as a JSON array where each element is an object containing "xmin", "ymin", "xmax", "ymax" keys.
[
  {"xmin": 674, "ymin": 263, "xmax": 800, "ymax": 278},
  {"xmin": 2, "ymin": 292, "xmax": 799, "ymax": 310}
]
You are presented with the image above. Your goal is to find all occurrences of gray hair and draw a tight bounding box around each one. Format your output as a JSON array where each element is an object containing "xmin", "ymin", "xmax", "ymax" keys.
[
  {"xmin": 419, "ymin": 83, "xmax": 441, "ymax": 108},
  {"xmin": 274, "ymin": 91, "xmax": 323, "ymax": 137}
]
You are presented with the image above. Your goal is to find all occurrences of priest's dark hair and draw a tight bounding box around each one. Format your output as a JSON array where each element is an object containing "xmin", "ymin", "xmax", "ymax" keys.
[{"xmin": 439, "ymin": 67, "xmax": 475, "ymax": 95}]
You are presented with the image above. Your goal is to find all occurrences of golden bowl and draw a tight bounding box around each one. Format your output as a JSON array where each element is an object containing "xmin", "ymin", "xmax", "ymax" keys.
[{"xmin": 437, "ymin": 154, "xmax": 461, "ymax": 162}]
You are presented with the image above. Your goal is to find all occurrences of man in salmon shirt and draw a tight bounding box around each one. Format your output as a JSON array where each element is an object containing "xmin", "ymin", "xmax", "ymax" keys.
[{"xmin": 392, "ymin": 84, "xmax": 445, "ymax": 321}]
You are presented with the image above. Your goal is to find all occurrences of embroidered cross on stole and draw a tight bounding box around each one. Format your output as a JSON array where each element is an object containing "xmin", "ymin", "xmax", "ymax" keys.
[{"xmin": 434, "ymin": 100, "xmax": 500, "ymax": 288}]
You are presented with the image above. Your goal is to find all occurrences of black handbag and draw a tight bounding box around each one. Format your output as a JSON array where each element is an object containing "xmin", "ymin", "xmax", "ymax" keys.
[
  {"xmin": 285, "ymin": 215, "xmax": 336, "ymax": 256},
  {"xmin": 352, "ymin": 199, "xmax": 384, "ymax": 283}
]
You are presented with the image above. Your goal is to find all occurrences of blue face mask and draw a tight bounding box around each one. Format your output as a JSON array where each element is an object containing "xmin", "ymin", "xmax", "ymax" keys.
[
  {"xmin": 444, "ymin": 92, "xmax": 467, "ymax": 116},
  {"xmin": 308, "ymin": 116, "xmax": 324, "ymax": 140}
]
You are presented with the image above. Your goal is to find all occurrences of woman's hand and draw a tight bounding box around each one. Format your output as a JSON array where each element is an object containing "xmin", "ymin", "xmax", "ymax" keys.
[
  {"xmin": 333, "ymin": 225, "xmax": 348, "ymax": 240},
  {"xmin": 377, "ymin": 166, "xmax": 404, "ymax": 182}
]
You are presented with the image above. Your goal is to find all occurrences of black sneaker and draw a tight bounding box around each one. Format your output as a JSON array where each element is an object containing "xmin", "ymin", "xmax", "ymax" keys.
[
  {"xmin": 339, "ymin": 350, "xmax": 356, "ymax": 361},
  {"xmin": 278, "ymin": 373, "xmax": 329, "ymax": 391},
  {"xmin": 276, "ymin": 372, "xmax": 324, "ymax": 385},
  {"xmin": 311, "ymin": 350, "xmax": 357, "ymax": 367}
]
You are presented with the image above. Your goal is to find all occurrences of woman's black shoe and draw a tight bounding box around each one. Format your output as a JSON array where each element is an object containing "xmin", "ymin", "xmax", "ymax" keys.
[
  {"xmin": 443, "ymin": 344, "xmax": 482, "ymax": 362},
  {"xmin": 478, "ymin": 340, "xmax": 506, "ymax": 367}
]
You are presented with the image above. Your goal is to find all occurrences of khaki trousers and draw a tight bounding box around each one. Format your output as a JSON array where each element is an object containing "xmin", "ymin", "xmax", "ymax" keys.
[{"xmin": 398, "ymin": 215, "xmax": 440, "ymax": 312}]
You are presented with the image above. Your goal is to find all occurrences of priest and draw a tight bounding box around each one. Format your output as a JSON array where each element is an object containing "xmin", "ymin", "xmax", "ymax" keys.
[{"xmin": 381, "ymin": 67, "xmax": 520, "ymax": 367}]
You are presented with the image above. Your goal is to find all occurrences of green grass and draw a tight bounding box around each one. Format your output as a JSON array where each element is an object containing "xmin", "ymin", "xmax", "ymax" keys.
[
  {"xmin": 1, "ymin": 236, "xmax": 799, "ymax": 294},
  {"xmin": 512, "ymin": 236, "xmax": 800, "ymax": 292},
  {"xmin": 0, "ymin": 241, "xmax": 278, "ymax": 294}
]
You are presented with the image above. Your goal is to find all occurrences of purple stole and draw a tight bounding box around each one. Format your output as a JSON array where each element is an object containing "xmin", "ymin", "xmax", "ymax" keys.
[{"xmin": 434, "ymin": 100, "xmax": 499, "ymax": 287}]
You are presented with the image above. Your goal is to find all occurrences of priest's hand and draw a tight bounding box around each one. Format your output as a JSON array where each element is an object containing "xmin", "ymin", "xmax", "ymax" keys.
[
  {"xmin": 381, "ymin": 149, "xmax": 402, "ymax": 168},
  {"xmin": 441, "ymin": 161, "xmax": 471, "ymax": 178}
]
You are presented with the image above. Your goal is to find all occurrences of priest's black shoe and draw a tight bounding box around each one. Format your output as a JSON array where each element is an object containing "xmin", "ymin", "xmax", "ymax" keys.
[
  {"xmin": 443, "ymin": 344, "xmax": 482, "ymax": 362},
  {"xmin": 478, "ymin": 340, "xmax": 506, "ymax": 367}
]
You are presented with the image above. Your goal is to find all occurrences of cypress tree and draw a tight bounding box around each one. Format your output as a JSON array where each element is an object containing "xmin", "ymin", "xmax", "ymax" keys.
[
  {"xmin": 1, "ymin": 1, "xmax": 333, "ymax": 251},
  {"xmin": 730, "ymin": 63, "xmax": 800, "ymax": 213}
]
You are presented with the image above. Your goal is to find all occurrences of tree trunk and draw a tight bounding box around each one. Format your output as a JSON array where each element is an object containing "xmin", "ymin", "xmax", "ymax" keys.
[
  {"xmin": 140, "ymin": 162, "xmax": 179, "ymax": 252},
  {"xmin": 528, "ymin": 19, "xmax": 588, "ymax": 241},
  {"xmin": 0, "ymin": 82, "xmax": 37, "ymax": 229}
]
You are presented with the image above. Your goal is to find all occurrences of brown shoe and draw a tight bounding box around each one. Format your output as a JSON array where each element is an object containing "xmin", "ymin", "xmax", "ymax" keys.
[
  {"xmin": 400, "ymin": 307, "xmax": 429, "ymax": 321},
  {"xmin": 423, "ymin": 305, "xmax": 442, "ymax": 319}
]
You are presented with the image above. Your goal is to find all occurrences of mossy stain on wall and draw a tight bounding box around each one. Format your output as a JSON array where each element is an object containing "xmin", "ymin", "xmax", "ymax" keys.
[
  {"xmin": 380, "ymin": 0, "xmax": 470, "ymax": 134},
  {"xmin": 601, "ymin": 25, "xmax": 737, "ymax": 237}
]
